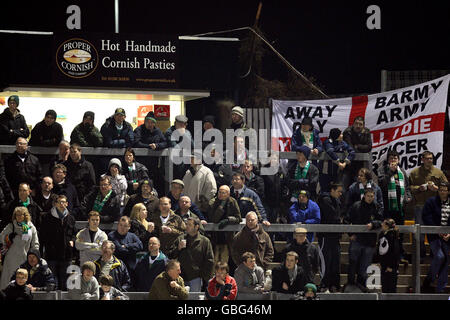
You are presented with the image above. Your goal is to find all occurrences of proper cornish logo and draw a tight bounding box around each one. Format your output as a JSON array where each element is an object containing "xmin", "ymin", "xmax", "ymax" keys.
[{"xmin": 56, "ymin": 38, "xmax": 98, "ymax": 78}]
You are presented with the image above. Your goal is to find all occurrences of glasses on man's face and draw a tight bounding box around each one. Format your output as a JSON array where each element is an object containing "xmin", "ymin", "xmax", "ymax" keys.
[
  {"xmin": 423, "ymin": 157, "xmax": 433, "ymax": 160},
  {"xmin": 100, "ymin": 183, "xmax": 110, "ymax": 187}
]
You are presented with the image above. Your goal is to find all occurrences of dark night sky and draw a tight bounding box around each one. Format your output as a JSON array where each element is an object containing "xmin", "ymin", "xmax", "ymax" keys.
[{"xmin": 1, "ymin": 0, "xmax": 449, "ymax": 95}]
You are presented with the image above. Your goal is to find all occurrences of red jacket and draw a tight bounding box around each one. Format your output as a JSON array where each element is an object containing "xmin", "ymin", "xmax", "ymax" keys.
[{"xmin": 207, "ymin": 275, "xmax": 237, "ymax": 300}]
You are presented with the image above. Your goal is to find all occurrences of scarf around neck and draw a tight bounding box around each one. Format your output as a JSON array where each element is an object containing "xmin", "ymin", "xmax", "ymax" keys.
[
  {"xmin": 292, "ymin": 161, "xmax": 310, "ymax": 200},
  {"xmin": 93, "ymin": 190, "xmax": 113, "ymax": 212},
  {"xmin": 388, "ymin": 169, "xmax": 405, "ymax": 213}
]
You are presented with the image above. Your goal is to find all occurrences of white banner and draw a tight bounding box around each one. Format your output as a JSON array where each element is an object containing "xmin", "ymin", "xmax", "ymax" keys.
[{"xmin": 271, "ymin": 74, "xmax": 450, "ymax": 174}]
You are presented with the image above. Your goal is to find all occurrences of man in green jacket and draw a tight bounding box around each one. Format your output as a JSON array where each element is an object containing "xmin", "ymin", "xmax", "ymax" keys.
[
  {"xmin": 148, "ymin": 259, "xmax": 188, "ymax": 300},
  {"xmin": 70, "ymin": 111, "xmax": 103, "ymax": 147},
  {"xmin": 168, "ymin": 216, "xmax": 214, "ymax": 292}
]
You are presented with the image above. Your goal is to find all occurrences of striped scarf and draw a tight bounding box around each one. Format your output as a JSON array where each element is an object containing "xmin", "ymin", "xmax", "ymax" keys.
[
  {"xmin": 292, "ymin": 161, "xmax": 310, "ymax": 200},
  {"xmin": 441, "ymin": 199, "xmax": 450, "ymax": 226},
  {"xmin": 301, "ymin": 131, "xmax": 313, "ymax": 148},
  {"xmin": 359, "ymin": 181, "xmax": 373, "ymax": 199},
  {"xmin": 93, "ymin": 190, "xmax": 113, "ymax": 213},
  {"xmin": 388, "ymin": 169, "xmax": 405, "ymax": 212}
]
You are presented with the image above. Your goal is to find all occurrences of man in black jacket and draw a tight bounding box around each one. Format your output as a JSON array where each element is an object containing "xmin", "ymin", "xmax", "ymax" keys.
[
  {"xmin": 241, "ymin": 159, "xmax": 265, "ymax": 202},
  {"xmin": 272, "ymin": 251, "xmax": 308, "ymax": 294},
  {"xmin": 283, "ymin": 227, "xmax": 320, "ymax": 285},
  {"xmin": 40, "ymin": 194, "xmax": 76, "ymax": 290},
  {"xmin": 63, "ymin": 143, "xmax": 97, "ymax": 206},
  {"xmin": 0, "ymin": 95, "xmax": 29, "ymax": 145},
  {"xmin": 286, "ymin": 145, "xmax": 319, "ymax": 202},
  {"xmin": 51, "ymin": 163, "xmax": 80, "ymax": 214},
  {"xmin": 29, "ymin": 109, "xmax": 63, "ymax": 147},
  {"xmin": 5, "ymin": 137, "xmax": 42, "ymax": 195},
  {"xmin": 133, "ymin": 111, "xmax": 167, "ymax": 150},
  {"xmin": 80, "ymin": 176, "xmax": 121, "ymax": 224},
  {"xmin": 377, "ymin": 150, "xmax": 411, "ymax": 262},
  {"xmin": 344, "ymin": 187, "xmax": 382, "ymax": 291},
  {"xmin": 100, "ymin": 108, "xmax": 134, "ymax": 148},
  {"xmin": 317, "ymin": 183, "xmax": 343, "ymax": 292}
]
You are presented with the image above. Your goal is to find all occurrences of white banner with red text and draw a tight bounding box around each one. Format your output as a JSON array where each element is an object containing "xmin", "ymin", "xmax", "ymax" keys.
[{"xmin": 271, "ymin": 74, "xmax": 450, "ymax": 174}]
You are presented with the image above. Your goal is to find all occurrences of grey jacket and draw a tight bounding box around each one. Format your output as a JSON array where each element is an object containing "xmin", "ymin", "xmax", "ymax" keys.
[
  {"xmin": 68, "ymin": 274, "xmax": 99, "ymax": 300},
  {"xmin": 233, "ymin": 263, "xmax": 265, "ymax": 294}
]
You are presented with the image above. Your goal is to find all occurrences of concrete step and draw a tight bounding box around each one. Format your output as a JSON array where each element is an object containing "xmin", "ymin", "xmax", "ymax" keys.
[{"xmin": 274, "ymin": 240, "xmax": 421, "ymax": 253}]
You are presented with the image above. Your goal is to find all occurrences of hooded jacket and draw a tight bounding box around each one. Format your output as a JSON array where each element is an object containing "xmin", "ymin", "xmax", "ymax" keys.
[
  {"xmin": 103, "ymin": 158, "xmax": 128, "ymax": 207},
  {"xmin": 288, "ymin": 199, "xmax": 321, "ymax": 242},
  {"xmin": 0, "ymin": 107, "xmax": 29, "ymax": 145},
  {"xmin": 70, "ymin": 122, "xmax": 103, "ymax": 147},
  {"xmin": 15, "ymin": 249, "xmax": 56, "ymax": 291},
  {"xmin": 100, "ymin": 116, "xmax": 134, "ymax": 148},
  {"xmin": 29, "ymin": 120, "xmax": 63, "ymax": 147}
]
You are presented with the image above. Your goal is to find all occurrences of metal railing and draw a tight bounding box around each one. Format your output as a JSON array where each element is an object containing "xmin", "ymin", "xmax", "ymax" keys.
[
  {"xmin": 32, "ymin": 291, "xmax": 450, "ymax": 300},
  {"xmin": 74, "ymin": 221, "xmax": 450, "ymax": 293}
]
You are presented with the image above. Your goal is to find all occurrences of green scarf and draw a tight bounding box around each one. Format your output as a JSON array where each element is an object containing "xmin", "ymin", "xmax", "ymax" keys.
[
  {"xmin": 20, "ymin": 197, "xmax": 30, "ymax": 208},
  {"xmin": 388, "ymin": 169, "xmax": 405, "ymax": 213},
  {"xmin": 93, "ymin": 190, "xmax": 113, "ymax": 213},
  {"xmin": 359, "ymin": 181, "xmax": 373, "ymax": 200},
  {"xmin": 18, "ymin": 221, "xmax": 30, "ymax": 235},
  {"xmin": 301, "ymin": 131, "xmax": 314, "ymax": 146},
  {"xmin": 293, "ymin": 161, "xmax": 310, "ymax": 199}
]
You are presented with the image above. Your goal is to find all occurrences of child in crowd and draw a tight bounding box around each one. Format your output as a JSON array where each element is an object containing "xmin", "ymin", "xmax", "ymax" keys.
[
  {"xmin": 67, "ymin": 261, "xmax": 99, "ymax": 300},
  {"xmin": 206, "ymin": 262, "xmax": 237, "ymax": 300},
  {"xmin": 99, "ymin": 274, "xmax": 129, "ymax": 300},
  {"xmin": 0, "ymin": 268, "xmax": 33, "ymax": 300}
]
